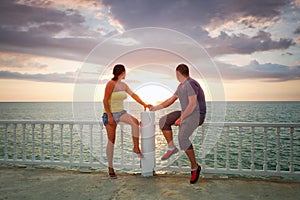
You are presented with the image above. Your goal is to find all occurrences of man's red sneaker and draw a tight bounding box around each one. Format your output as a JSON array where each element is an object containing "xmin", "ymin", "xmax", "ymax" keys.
[{"xmin": 190, "ymin": 164, "xmax": 201, "ymax": 184}]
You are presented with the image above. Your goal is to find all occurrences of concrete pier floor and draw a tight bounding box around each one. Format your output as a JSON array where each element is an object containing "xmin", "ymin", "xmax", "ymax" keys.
[{"xmin": 0, "ymin": 167, "xmax": 299, "ymax": 200}]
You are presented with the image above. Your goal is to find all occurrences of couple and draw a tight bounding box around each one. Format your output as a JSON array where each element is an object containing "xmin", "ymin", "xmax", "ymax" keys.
[{"xmin": 102, "ymin": 64, "xmax": 206, "ymax": 184}]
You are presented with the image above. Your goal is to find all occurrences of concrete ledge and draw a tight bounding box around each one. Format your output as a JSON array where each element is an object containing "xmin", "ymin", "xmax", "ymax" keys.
[{"xmin": 1, "ymin": 167, "xmax": 300, "ymax": 200}]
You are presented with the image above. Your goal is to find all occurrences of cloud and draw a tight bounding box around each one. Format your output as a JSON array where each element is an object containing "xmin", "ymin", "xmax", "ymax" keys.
[
  {"xmin": 292, "ymin": 0, "xmax": 300, "ymax": 7},
  {"xmin": 294, "ymin": 27, "xmax": 300, "ymax": 34},
  {"xmin": 0, "ymin": 67, "xmax": 106, "ymax": 84},
  {"xmin": 0, "ymin": 0, "xmax": 85, "ymax": 32},
  {"xmin": 281, "ymin": 52, "xmax": 293, "ymax": 56},
  {"xmin": 102, "ymin": 0, "xmax": 294, "ymax": 55},
  {"xmin": 0, "ymin": 0, "xmax": 104, "ymax": 61},
  {"xmin": 2, "ymin": 59, "xmax": 299, "ymax": 84},
  {"xmin": 0, "ymin": 52, "xmax": 48, "ymax": 70},
  {"xmin": 0, "ymin": 0, "xmax": 295, "ymax": 61},
  {"xmin": 0, "ymin": 70, "xmax": 104, "ymax": 84},
  {"xmin": 0, "ymin": 26, "xmax": 100, "ymax": 61},
  {"xmin": 218, "ymin": 60, "xmax": 300, "ymax": 82},
  {"xmin": 102, "ymin": 0, "xmax": 289, "ymax": 29},
  {"xmin": 0, "ymin": 0, "xmax": 298, "ymax": 85},
  {"xmin": 206, "ymin": 31, "xmax": 295, "ymax": 56},
  {"xmin": 0, "ymin": 70, "xmax": 76, "ymax": 83},
  {"xmin": 16, "ymin": 0, "xmax": 104, "ymax": 10}
]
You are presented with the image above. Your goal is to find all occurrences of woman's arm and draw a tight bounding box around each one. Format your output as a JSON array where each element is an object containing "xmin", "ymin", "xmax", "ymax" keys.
[{"xmin": 125, "ymin": 84, "xmax": 148, "ymax": 110}]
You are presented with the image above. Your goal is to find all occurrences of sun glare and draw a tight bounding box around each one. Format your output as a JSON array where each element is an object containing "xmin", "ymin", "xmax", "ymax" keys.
[{"xmin": 134, "ymin": 83, "xmax": 174, "ymax": 105}]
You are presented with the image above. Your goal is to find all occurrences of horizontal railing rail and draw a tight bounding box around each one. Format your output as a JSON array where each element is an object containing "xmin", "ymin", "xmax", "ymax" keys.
[{"xmin": 0, "ymin": 120, "xmax": 299, "ymax": 178}]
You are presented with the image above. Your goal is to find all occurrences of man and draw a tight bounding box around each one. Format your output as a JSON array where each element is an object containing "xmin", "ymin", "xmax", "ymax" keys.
[{"xmin": 150, "ymin": 64, "xmax": 206, "ymax": 184}]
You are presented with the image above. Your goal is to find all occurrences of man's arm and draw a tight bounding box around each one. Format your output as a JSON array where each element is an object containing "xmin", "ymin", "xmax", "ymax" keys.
[
  {"xmin": 150, "ymin": 95, "xmax": 178, "ymax": 111},
  {"xmin": 174, "ymin": 94, "xmax": 197, "ymax": 126}
]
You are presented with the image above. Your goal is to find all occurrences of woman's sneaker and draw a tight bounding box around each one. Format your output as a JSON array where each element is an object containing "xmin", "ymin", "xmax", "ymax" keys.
[{"xmin": 190, "ymin": 164, "xmax": 201, "ymax": 184}]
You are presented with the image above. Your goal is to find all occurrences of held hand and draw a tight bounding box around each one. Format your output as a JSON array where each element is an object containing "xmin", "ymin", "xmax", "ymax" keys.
[
  {"xmin": 143, "ymin": 104, "xmax": 152, "ymax": 111},
  {"xmin": 149, "ymin": 105, "xmax": 158, "ymax": 111},
  {"xmin": 147, "ymin": 104, "xmax": 153, "ymax": 111}
]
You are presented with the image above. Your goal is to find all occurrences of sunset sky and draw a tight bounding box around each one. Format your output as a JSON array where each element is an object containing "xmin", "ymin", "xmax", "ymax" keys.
[{"xmin": 0, "ymin": 0, "xmax": 300, "ymax": 102}]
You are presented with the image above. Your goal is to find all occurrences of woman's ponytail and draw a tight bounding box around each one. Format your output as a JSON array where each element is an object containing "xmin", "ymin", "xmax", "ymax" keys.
[{"xmin": 112, "ymin": 64, "xmax": 125, "ymax": 81}]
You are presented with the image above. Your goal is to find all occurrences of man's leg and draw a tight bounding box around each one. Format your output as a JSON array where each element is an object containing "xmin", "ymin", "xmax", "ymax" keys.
[
  {"xmin": 159, "ymin": 111, "xmax": 181, "ymax": 147},
  {"xmin": 159, "ymin": 111, "xmax": 181, "ymax": 160},
  {"xmin": 178, "ymin": 115, "xmax": 201, "ymax": 184},
  {"xmin": 186, "ymin": 116, "xmax": 205, "ymax": 169},
  {"xmin": 185, "ymin": 148, "xmax": 198, "ymax": 170},
  {"xmin": 162, "ymin": 130, "xmax": 176, "ymax": 149},
  {"xmin": 187, "ymin": 146, "xmax": 201, "ymax": 184}
]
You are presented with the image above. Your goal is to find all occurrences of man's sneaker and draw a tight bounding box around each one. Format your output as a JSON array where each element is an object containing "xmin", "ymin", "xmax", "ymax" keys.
[
  {"xmin": 190, "ymin": 164, "xmax": 201, "ymax": 184},
  {"xmin": 161, "ymin": 148, "xmax": 179, "ymax": 160}
]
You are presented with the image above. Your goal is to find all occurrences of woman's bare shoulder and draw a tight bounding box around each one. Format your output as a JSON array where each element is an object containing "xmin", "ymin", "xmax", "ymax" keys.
[
  {"xmin": 106, "ymin": 80, "xmax": 115, "ymax": 85},
  {"xmin": 105, "ymin": 80, "xmax": 116, "ymax": 89}
]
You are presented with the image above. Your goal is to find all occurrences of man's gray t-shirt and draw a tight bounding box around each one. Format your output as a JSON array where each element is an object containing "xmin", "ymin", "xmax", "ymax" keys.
[{"xmin": 175, "ymin": 77, "xmax": 206, "ymax": 117}]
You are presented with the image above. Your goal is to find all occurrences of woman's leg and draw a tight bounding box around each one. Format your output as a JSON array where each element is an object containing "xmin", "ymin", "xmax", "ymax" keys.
[
  {"xmin": 119, "ymin": 113, "xmax": 141, "ymax": 153},
  {"xmin": 105, "ymin": 123, "xmax": 117, "ymax": 174}
]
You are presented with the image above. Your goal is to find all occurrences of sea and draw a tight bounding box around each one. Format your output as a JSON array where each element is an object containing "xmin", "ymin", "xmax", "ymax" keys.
[
  {"xmin": 0, "ymin": 101, "xmax": 299, "ymax": 122},
  {"xmin": 0, "ymin": 101, "xmax": 299, "ymax": 174}
]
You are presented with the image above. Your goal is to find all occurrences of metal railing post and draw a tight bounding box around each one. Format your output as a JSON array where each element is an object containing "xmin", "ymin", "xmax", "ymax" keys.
[{"xmin": 141, "ymin": 111, "xmax": 155, "ymax": 177}]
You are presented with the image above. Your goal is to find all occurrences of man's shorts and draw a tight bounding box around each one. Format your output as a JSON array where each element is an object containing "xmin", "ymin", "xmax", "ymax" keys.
[
  {"xmin": 102, "ymin": 110, "xmax": 127, "ymax": 126},
  {"xmin": 159, "ymin": 110, "xmax": 205, "ymax": 130},
  {"xmin": 159, "ymin": 110, "xmax": 205, "ymax": 150}
]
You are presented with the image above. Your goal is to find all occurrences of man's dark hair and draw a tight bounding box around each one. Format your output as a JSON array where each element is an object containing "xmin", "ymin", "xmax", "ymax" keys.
[{"xmin": 176, "ymin": 64, "xmax": 189, "ymax": 76}]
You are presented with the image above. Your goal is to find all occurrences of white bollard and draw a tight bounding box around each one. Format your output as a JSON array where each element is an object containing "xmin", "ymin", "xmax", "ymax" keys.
[{"xmin": 141, "ymin": 111, "xmax": 155, "ymax": 176}]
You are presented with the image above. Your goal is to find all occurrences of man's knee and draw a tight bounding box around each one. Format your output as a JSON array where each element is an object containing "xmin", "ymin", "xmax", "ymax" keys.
[
  {"xmin": 178, "ymin": 135, "xmax": 193, "ymax": 150},
  {"xmin": 159, "ymin": 116, "xmax": 171, "ymax": 130}
]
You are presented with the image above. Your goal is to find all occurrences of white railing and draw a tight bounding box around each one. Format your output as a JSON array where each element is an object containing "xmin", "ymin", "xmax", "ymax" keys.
[{"xmin": 0, "ymin": 120, "xmax": 299, "ymax": 178}]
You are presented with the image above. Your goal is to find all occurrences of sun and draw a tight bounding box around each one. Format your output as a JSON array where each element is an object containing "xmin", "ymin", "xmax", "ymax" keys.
[{"xmin": 134, "ymin": 83, "xmax": 174, "ymax": 105}]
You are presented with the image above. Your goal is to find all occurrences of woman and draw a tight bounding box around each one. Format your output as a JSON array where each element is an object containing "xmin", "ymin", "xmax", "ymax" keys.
[{"xmin": 102, "ymin": 64, "xmax": 149, "ymax": 179}]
